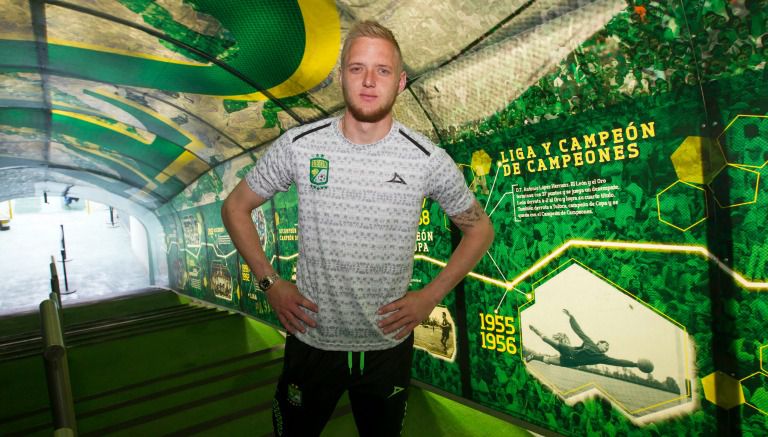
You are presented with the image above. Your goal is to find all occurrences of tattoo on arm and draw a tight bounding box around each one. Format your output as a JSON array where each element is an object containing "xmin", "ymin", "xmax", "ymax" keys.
[{"xmin": 450, "ymin": 200, "xmax": 485, "ymax": 229}]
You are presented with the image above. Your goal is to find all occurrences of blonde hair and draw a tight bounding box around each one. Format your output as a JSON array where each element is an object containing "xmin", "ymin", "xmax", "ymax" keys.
[{"xmin": 341, "ymin": 20, "xmax": 403, "ymax": 71}]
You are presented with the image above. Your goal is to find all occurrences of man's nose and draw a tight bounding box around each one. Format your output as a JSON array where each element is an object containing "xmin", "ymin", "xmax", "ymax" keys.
[{"xmin": 363, "ymin": 70, "xmax": 375, "ymax": 87}]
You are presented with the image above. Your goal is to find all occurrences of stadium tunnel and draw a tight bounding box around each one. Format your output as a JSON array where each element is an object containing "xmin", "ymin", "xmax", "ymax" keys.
[{"xmin": 2, "ymin": 0, "xmax": 768, "ymax": 436}]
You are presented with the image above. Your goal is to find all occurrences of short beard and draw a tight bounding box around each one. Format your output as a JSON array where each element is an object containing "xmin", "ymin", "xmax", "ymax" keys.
[{"xmin": 342, "ymin": 87, "xmax": 396, "ymax": 123}]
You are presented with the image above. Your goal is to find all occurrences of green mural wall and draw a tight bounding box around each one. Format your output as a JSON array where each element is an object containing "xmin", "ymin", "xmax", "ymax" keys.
[{"xmin": 157, "ymin": 1, "xmax": 768, "ymax": 435}]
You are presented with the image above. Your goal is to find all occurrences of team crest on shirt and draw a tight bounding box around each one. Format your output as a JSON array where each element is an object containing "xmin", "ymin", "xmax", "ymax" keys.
[{"xmin": 309, "ymin": 155, "xmax": 329, "ymax": 190}]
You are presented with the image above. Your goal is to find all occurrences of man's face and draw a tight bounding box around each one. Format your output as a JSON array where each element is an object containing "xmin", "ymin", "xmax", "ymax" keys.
[{"xmin": 341, "ymin": 37, "xmax": 406, "ymax": 123}]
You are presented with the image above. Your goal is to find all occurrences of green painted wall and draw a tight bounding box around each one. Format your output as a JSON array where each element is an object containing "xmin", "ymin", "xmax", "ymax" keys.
[{"xmin": 157, "ymin": 1, "xmax": 768, "ymax": 435}]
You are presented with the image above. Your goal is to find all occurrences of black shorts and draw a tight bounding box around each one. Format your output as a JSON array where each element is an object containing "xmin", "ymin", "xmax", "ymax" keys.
[{"xmin": 272, "ymin": 334, "xmax": 414, "ymax": 437}]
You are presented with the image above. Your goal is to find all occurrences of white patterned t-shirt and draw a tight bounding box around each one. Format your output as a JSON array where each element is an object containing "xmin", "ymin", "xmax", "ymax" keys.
[{"xmin": 246, "ymin": 117, "xmax": 474, "ymax": 351}]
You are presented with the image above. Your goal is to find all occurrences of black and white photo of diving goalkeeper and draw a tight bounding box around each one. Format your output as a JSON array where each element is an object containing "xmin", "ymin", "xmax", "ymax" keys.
[{"xmin": 526, "ymin": 309, "xmax": 654, "ymax": 373}]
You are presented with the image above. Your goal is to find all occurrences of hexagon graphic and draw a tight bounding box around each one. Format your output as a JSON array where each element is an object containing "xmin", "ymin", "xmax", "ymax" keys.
[
  {"xmin": 709, "ymin": 165, "xmax": 760, "ymax": 208},
  {"xmin": 701, "ymin": 371, "xmax": 745, "ymax": 410},
  {"xmin": 671, "ymin": 136, "xmax": 727, "ymax": 184},
  {"xmin": 657, "ymin": 181, "xmax": 707, "ymax": 231},
  {"xmin": 521, "ymin": 263, "xmax": 696, "ymax": 423},
  {"xmin": 718, "ymin": 115, "xmax": 768, "ymax": 168},
  {"xmin": 741, "ymin": 373, "xmax": 768, "ymax": 416}
]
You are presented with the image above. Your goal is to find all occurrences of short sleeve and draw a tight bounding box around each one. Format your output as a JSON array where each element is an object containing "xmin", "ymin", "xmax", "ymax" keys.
[
  {"xmin": 425, "ymin": 148, "xmax": 475, "ymax": 217},
  {"xmin": 245, "ymin": 134, "xmax": 294, "ymax": 199}
]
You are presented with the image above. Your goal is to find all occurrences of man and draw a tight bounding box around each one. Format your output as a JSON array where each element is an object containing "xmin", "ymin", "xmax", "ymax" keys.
[
  {"xmin": 526, "ymin": 309, "xmax": 650, "ymax": 371},
  {"xmin": 440, "ymin": 311, "xmax": 452, "ymax": 352},
  {"xmin": 222, "ymin": 20, "xmax": 493, "ymax": 436}
]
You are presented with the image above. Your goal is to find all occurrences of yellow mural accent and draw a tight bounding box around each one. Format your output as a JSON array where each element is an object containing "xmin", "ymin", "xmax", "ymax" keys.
[
  {"xmin": 670, "ymin": 136, "xmax": 726, "ymax": 185},
  {"xmin": 89, "ymin": 89, "xmax": 209, "ymax": 186},
  {"xmin": 90, "ymin": 89, "xmax": 206, "ymax": 153},
  {"xmin": 702, "ymin": 371, "xmax": 745, "ymax": 409},
  {"xmin": 154, "ymin": 151, "xmax": 200, "ymax": 183},
  {"xmin": 417, "ymin": 239, "xmax": 768, "ymax": 293},
  {"xmin": 52, "ymin": 109, "xmax": 154, "ymax": 144},
  {"xmin": 225, "ymin": 0, "xmax": 340, "ymax": 100}
]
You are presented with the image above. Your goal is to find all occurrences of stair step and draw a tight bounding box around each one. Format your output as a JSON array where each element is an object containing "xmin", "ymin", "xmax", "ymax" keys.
[
  {"xmin": 0, "ymin": 305, "xmax": 233, "ymax": 362},
  {"xmin": 2, "ymin": 346, "xmax": 285, "ymax": 436}
]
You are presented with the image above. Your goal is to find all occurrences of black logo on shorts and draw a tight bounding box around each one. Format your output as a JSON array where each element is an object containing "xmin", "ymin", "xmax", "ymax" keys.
[{"xmin": 387, "ymin": 173, "xmax": 406, "ymax": 185}]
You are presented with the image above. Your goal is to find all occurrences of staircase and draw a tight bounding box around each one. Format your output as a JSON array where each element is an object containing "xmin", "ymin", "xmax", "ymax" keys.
[
  {"xmin": 0, "ymin": 290, "xmax": 286, "ymax": 436},
  {"xmin": 0, "ymin": 289, "xmax": 533, "ymax": 436}
]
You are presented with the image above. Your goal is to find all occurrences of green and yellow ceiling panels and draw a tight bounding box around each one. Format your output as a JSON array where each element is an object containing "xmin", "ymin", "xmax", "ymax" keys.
[
  {"xmin": 1, "ymin": 0, "xmax": 636, "ymax": 210},
  {"xmin": 0, "ymin": 0, "xmax": 342, "ymax": 208},
  {"xmin": 2, "ymin": 0, "xmax": 338, "ymax": 98}
]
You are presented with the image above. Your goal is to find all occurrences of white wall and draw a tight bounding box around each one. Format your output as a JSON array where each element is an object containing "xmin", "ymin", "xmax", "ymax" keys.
[{"xmin": 129, "ymin": 215, "xmax": 149, "ymax": 274}]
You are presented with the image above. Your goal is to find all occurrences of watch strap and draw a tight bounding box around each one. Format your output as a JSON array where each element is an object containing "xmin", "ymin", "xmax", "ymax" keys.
[{"xmin": 258, "ymin": 273, "xmax": 281, "ymax": 291}]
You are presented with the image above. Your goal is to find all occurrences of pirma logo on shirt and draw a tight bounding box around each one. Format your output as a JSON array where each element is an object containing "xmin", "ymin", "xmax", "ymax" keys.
[{"xmin": 309, "ymin": 155, "xmax": 329, "ymax": 189}]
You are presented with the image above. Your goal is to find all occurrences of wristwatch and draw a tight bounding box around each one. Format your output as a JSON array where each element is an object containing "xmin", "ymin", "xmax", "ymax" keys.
[{"xmin": 258, "ymin": 273, "xmax": 281, "ymax": 291}]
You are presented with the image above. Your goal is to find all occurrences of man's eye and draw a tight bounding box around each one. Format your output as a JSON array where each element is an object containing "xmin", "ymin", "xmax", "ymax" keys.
[
  {"xmin": 378, "ymin": 68, "xmax": 390, "ymax": 75},
  {"xmin": 349, "ymin": 66, "xmax": 362, "ymax": 73}
]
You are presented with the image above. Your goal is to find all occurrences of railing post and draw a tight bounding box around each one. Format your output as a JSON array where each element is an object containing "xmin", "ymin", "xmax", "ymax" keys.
[
  {"xmin": 58, "ymin": 226, "xmax": 76, "ymax": 294},
  {"xmin": 50, "ymin": 256, "xmax": 63, "ymax": 312},
  {"xmin": 40, "ymin": 299, "xmax": 77, "ymax": 434}
]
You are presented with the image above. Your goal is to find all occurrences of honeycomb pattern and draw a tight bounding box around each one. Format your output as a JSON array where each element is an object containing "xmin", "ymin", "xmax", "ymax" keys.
[
  {"xmin": 709, "ymin": 164, "xmax": 760, "ymax": 208},
  {"xmin": 718, "ymin": 115, "xmax": 768, "ymax": 168},
  {"xmin": 656, "ymin": 181, "xmax": 707, "ymax": 231},
  {"xmin": 741, "ymin": 372, "xmax": 768, "ymax": 416},
  {"xmin": 670, "ymin": 136, "xmax": 727, "ymax": 184},
  {"xmin": 701, "ymin": 371, "xmax": 745, "ymax": 410}
]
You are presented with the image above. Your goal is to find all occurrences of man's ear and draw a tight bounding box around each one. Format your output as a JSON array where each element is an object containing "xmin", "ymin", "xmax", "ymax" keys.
[{"xmin": 397, "ymin": 70, "xmax": 407, "ymax": 94}]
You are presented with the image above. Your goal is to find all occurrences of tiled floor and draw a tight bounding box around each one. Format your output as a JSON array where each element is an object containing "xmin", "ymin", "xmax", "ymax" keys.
[{"xmin": 0, "ymin": 199, "xmax": 151, "ymax": 316}]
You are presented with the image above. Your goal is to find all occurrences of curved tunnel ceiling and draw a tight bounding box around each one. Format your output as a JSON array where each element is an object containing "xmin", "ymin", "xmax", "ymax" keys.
[{"xmin": 0, "ymin": 0, "xmax": 624, "ymax": 211}]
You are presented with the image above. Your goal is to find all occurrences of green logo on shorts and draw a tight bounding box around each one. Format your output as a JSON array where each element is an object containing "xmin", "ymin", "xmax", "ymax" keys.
[
  {"xmin": 288, "ymin": 383, "xmax": 303, "ymax": 406},
  {"xmin": 309, "ymin": 155, "xmax": 329, "ymax": 189}
]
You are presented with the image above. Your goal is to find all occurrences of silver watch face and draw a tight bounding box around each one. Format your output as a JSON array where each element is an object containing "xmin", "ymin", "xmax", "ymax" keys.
[{"xmin": 259, "ymin": 276, "xmax": 275, "ymax": 291}]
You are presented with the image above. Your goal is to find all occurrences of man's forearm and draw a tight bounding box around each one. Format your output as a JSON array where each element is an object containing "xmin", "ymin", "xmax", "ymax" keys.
[
  {"xmin": 421, "ymin": 215, "xmax": 494, "ymax": 305},
  {"xmin": 221, "ymin": 199, "xmax": 274, "ymax": 278}
]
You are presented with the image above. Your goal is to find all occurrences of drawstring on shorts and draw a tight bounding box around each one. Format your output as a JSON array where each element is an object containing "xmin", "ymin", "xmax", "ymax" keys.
[{"xmin": 347, "ymin": 351, "xmax": 366, "ymax": 375}]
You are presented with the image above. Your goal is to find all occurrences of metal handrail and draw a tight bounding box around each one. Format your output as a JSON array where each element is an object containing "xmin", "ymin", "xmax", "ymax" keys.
[
  {"xmin": 40, "ymin": 299, "xmax": 77, "ymax": 434},
  {"xmin": 50, "ymin": 256, "xmax": 63, "ymax": 312}
]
